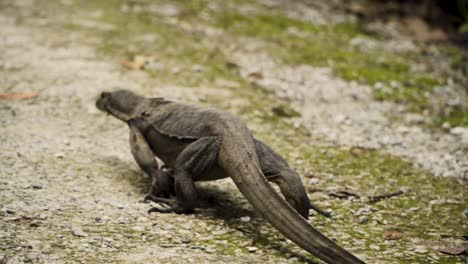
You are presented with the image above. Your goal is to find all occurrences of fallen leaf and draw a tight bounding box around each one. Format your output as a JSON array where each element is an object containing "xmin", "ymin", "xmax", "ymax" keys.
[
  {"xmin": 383, "ymin": 230, "xmax": 402, "ymax": 240},
  {"xmin": 247, "ymin": 72, "xmax": 263, "ymax": 80},
  {"xmin": 0, "ymin": 92, "xmax": 40, "ymax": 100},
  {"xmin": 225, "ymin": 61, "xmax": 238, "ymax": 70},
  {"xmin": 439, "ymin": 246, "xmax": 467, "ymax": 255},
  {"xmin": 271, "ymin": 104, "xmax": 301, "ymax": 118},
  {"xmin": 121, "ymin": 55, "xmax": 148, "ymax": 70}
]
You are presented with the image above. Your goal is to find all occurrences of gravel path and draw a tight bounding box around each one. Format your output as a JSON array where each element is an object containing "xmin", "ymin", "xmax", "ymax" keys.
[
  {"xmin": 231, "ymin": 51, "xmax": 468, "ymax": 179},
  {"xmin": 0, "ymin": 1, "xmax": 466, "ymax": 264}
]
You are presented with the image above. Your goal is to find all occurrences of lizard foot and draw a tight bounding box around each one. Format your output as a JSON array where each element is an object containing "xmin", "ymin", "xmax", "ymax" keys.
[
  {"xmin": 309, "ymin": 202, "xmax": 332, "ymax": 219},
  {"xmin": 143, "ymin": 194, "xmax": 158, "ymax": 203},
  {"xmin": 147, "ymin": 197, "xmax": 193, "ymax": 214}
]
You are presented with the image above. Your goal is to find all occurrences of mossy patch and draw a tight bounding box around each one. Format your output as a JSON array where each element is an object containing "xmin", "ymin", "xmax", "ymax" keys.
[
  {"xmin": 179, "ymin": 1, "xmax": 466, "ymax": 128},
  {"xmin": 28, "ymin": 0, "xmax": 468, "ymax": 263}
]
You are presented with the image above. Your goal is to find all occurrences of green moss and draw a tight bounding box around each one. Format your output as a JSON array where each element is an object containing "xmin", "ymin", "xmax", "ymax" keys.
[
  {"xmin": 205, "ymin": 6, "xmax": 461, "ymax": 127},
  {"xmin": 439, "ymin": 105, "xmax": 468, "ymax": 127},
  {"xmin": 32, "ymin": 0, "xmax": 467, "ymax": 263}
]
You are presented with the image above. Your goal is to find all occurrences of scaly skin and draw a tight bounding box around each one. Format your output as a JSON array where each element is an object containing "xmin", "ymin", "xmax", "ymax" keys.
[{"xmin": 96, "ymin": 90, "xmax": 365, "ymax": 264}]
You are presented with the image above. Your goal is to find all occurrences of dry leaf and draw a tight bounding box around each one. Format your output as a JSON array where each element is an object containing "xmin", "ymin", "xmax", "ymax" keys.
[
  {"xmin": 225, "ymin": 61, "xmax": 238, "ymax": 69},
  {"xmin": 0, "ymin": 92, "xmax": 40, "ymax": 100},
  {"xmin": 121, "ymin": 55, "xmax": 148, "ymax": 70},
  {"xmin": 383, "ymin": 230, "xmax": 402, "ymax": 240},
  {"xmin": 247, "ymin": 72, "xmax": 263, "ymax": 80},
  {"xmin": 439, "ymin": 246, "xmax": 467, "ymax": 255}
]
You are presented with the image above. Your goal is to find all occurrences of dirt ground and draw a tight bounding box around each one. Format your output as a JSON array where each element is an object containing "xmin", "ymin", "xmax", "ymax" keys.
[{"xmin": 1, "ymin": 0, "xmax": 467, "ymax": 263}]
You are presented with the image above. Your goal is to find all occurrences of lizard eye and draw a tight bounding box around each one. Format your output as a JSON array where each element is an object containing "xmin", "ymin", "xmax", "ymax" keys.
[{"xmin": 100, "ymin": 92, "xmax": 110, "ymax": 99}]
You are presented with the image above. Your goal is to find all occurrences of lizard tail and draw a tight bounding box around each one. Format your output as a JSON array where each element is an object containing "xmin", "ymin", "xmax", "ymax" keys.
[{"xmin": 218, "ymin": 120, "xmax": 365, "ymax": 264}]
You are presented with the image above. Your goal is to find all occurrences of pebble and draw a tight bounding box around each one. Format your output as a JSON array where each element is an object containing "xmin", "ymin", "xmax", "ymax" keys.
[
  {"xmin": 137, "ymin": 217, "xmax": 149, "ymax": 222},
  {"xmin": 450, "ymin": 127, "xmax": 467, "ymax": 136},
  {"xmin": 246, "ymin": 246, "xmax": 258, "ymax": 253},
  {"xmin": 71, "ymin": 226, "xmax": 88, "ymax": 237},
  {"xmin": 309, "ymin": 178, "xmax": 319, "ymax": 184},
  {"xmin": 131, "ymin": 225, "xmax": 145, "ymax": 232},
  {"xmin": 192, "ymin": 64, "xmax": 203, "ymax": 73},
  {"xmin": 205, "ymin": 247, "xmax": 216, "ymax": 254},
  {"xmin": 414, "ymin": 246, "xmax": 428, "ymax": 254},
  {"xmin": 240, "ymin": 216, "xmax": 251, "ymax": 222},
  {"xmin": 180, "ymin": 222, "xmax": 192, "ymax": 229},
  {"xmin": 463, "ymin": 209, "xmax": 468, "ymax": 217},
  {"xmin": 359, "ymin": 216, "xmax": 369, "ymax": 224},
  {"xmin": 369, "ymin": 245, "xmax": 380, "ymax": 250},
  {"xmin": 118, "ymin": 217, "xmax": 128, "ymax": 224}
]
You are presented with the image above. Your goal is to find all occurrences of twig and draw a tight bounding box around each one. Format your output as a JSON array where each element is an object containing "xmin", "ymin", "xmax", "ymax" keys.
[
  {"xmin": 328, "ymin": 190, "xmax": 361, "ymax": 199},
  {"xmin": 328, "ymin": 189, "xmax": 405, "ymax": 203},
  {"xmin": 0, "ymin": 92, "xmax": 40, "ymax": 100},
  {"xmin": 368, "ymin": 190, "xmax": 404, "ymax": 203}
]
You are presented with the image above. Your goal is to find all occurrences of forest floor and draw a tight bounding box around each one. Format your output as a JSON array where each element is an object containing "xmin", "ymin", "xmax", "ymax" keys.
[{"xmin": 0, "ymin": 0, "xmax": 467, "ymax": 263}]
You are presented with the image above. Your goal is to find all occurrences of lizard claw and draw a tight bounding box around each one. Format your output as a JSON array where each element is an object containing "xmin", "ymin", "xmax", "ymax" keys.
[
  {"xmin": 147, "ymin": 197, "xmax": 193, "ymax": 214},
  {"xmin": 143, "ymin": 194, "xmax": 161, "ymax": 203}
]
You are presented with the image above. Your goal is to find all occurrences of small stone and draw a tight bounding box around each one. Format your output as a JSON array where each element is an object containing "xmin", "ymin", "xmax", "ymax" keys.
[
  {"xmin": 463, "ymin": 209, "xmax": 468, "ymax": 217},
  {"xmin": 309, "ymin": 178, "xmax": 319, "ymax": 184},
  {"xmin": 118, "ymin": 217, "xmax": 128, "ymax": 224},
  {"xmin": 171, "ymin": 67, "xmax": 181, "ymax": 74},
  {"xmin": 374, "ymin": 82, "xmax": 384, "ymax": 89},
  {"xmin": 182, "ymin": 238, "xmax": 191, "ymax": 244},
  {"xmin": 180, "ymin": 222, "xmax": 192, "ymax": 229},
  {"xmin": 288, "ymin": 257, "xmax": 299, "ymax": 262},
  {"xmin": 246, "ymin": 246, "xmax": 258, "ymax": 253},
  {"xmin": 38, "ymin": 213, "xmax": 48, "ymax": 220},
  {"xmin": 414, "ymin": 246, "xmax": 428, "ymax": 254},
  {"xmin": 450, "ymin": 127, "xmax": 467, "ymax": 136},
  {"xmin": 151, "ymin": 4, "xmax": 181, "ymax": 17},
  {"xmin": 137, "ymin": 217, "xmax": 149, "ymax": 222},
  {"xmin": 400, "ymin": 187, "xmax": 411, "ymax": 193},
  {"xmin": 71, "ymin": 226, "xmax": 88, "ymax": 237},
  {"xmin": 55, "ymin": 152, "xmax": 65, "ymax": 159},
  {"xmin": 192, "ymin": 64, "xmax": 203, "ymax": 72},
  {"xmin": 359, "ymin": 216, "xmax": 369, "ymax": 224},
  {"xmin": 240, "ymin": 216, "xmax": 251, "ymax": 222},
  {"xmin": 131, "ymin": 225, "xmax": 145, "ymax": 232},
  {"xmin": 369, "ymin": 245, "xmax": 380, "ymax": 250},
  {"xmin": 205, "ymin": 247, "xmax": 216, "ymax": 253}
]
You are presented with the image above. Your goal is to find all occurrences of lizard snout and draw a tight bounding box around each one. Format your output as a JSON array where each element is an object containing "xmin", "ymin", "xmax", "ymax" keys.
[{"xmin": 96, "ymin": 92, "xmax": 111, "ymax": 112}]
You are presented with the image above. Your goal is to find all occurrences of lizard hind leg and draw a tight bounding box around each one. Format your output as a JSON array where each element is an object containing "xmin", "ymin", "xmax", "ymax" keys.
[
  {"xmin": 255, "ymin": 139, "xmax": 314, "ymax": 219},
  {"xmin": 148, "ymin": 136, "xmax": 221, "ymax": 215}
]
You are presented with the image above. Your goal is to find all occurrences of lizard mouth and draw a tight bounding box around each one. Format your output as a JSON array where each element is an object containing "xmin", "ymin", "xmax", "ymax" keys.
[{"xmin": 95, "ymin": 92, "xmax": 111, "ymax": 113}]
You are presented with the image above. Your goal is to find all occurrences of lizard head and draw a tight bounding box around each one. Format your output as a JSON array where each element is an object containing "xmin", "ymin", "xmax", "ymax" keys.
[{"xmin": 96, "ymin": 90, "xmax": 143, "ymax": 121}]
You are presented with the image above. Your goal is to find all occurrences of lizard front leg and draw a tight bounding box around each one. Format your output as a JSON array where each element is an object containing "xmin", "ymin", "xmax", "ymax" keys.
[
  {"xmin": 148, "ymin": 136, "xmax": 221, "ymax": 214},
  {"xmin": 128, "ymin": 118, "xmax": 172, "ymax": 199}
]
